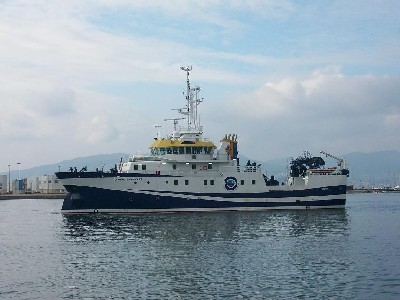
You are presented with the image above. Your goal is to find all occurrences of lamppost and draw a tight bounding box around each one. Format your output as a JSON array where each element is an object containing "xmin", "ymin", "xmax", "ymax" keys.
[
  {"xmin": 8, "ymin": 164, "xmax": 11, "ymax": 194},
  {"xmin": 17, "ymin": 162, "xmax": 21, "ymax": 192}
]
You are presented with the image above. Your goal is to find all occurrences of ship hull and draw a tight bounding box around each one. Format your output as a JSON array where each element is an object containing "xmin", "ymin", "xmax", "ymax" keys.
[{"xmin": 60, "ymin": 184, "xmax": 346, "ymax": 214}]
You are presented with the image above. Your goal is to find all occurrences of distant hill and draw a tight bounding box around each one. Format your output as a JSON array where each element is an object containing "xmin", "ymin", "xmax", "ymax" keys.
[
  {"xmin": 343, "ymin": 150, "xmax": 400, "ymax": 187},
  {"xmin": 2, "ymin": 150, "xmax": 399, "ymax": 187},
  {"xmin": 2, "ymin": 153, "xmax": 129, "ymax": 179}
]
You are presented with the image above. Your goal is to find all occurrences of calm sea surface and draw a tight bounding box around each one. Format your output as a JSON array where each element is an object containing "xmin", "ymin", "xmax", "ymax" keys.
[{"xmin": 0, "ymin": 193, "xmax": 399, "ymax": 299}]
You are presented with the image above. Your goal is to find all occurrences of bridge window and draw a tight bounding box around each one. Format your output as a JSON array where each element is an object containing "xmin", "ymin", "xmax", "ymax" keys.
[
  {"xmin": 167, "ymin": 148, "xmax": 172, "ymax": 154},
  {"xmin": 142, "ymin": 165, "xmax": 146, "ymax": 170},
  {"xmin": 186, "ymin": 147, "xmax": 192, "ymax": 154},
  {"xmin": 134, "ymin": 165, "xmax": 138, "ymax": 170},
  {"xmin": 160, "ymin": 148, "xmax": 166, "ymax": 155},
  {"xmin": 173, "ymin": 147, "xmax": 179, "ymax": 154},
  {"xmin": 179, "ymin": 147, "xmax": 185, "ymax": 154}
]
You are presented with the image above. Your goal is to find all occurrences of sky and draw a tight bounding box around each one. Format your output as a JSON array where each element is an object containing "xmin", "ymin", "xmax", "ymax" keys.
[{"xmin": 1, "ymin": 0, "xmax": 399, "ymax": 172}]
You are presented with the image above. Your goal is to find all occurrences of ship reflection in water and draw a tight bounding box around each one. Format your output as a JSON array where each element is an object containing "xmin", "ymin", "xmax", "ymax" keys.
[
  {"xmin": 62, "ymin": 209, "xmax": 349, "ymax": 242},
  {"xmin": 61, "ymin": 210, "xmax": 351, "ymax": 298}
]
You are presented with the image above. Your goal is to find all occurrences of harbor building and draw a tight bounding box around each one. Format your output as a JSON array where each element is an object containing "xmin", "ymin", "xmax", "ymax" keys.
[
  {"xmin": 38, "ymin": 175, "xmax": 66, "ymax": 194},
  {"xmin": 26, "ymin": 177, "xmax": 40, "ymax": 193},
  {"xmin": 0, "ymin": 175, "xmax": 7, "ymax": 194},
  {"xmin": 11, "ymin": 179, "xmax": 26, "ymax": 193},
  {"xmin": 2, "ymin": 175, "xmax": 66, "ymax": 194}
]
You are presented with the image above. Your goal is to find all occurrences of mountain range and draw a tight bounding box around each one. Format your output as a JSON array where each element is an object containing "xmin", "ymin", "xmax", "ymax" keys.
[{"xmin": 2, "ymin": 150, "xmax": 399, "ymax": 188}]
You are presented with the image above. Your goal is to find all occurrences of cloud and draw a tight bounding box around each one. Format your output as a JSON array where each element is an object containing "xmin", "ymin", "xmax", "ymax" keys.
[
  {"xmin": 29, "ymin": 88, "xmax": 77, "ymax": 117},
  {"xmin": 77, "ymin": 114, "xmax": 120, "ymax": 144},
  {"xmin": 0, "ymin": 77, "xmax": 78, "ymax": 140},
  {"xmin": 217, "ymin": 68, "xmax": 400, "ymax": 160},
  {"xmin": 0, "ymin": 0, "xmax": 399, "ymax": 171},
  {"xmin": 233, "ymin": 67, "xmax": 399, "ymax": 118},
  {"xmin": 385, "ymin": 113, "xmax": 400, "ymax": 127}
]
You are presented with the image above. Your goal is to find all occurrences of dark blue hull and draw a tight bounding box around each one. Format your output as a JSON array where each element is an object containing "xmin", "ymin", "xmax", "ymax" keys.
[{"xmin": 61, "ymin": 185, "xmax": 347, "ymax": 213}]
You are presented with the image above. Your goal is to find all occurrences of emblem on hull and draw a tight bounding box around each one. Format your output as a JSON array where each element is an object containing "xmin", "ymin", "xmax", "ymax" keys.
[{"xmin": 224, "ymin": 177, "xmax": 238, "ymax": 191}]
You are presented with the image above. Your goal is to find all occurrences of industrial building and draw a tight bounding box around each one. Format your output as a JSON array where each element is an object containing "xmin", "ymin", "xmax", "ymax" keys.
[
  {"xmin": 0, "ymin": 175, "xmax": 66, "ymax": 194},
  {"xmin": 0, "ymin": 175, "xmax": 7, "ymax": 194}
]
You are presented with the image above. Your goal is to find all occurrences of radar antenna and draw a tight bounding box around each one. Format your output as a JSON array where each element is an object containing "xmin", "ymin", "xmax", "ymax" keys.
[
  {"xmin": 164, "ymin": 118, "xmax": 185, "ymax": 131},
  {"xmin": 154, "ymin": 124, "xmax": 162, "ymax": 140}
]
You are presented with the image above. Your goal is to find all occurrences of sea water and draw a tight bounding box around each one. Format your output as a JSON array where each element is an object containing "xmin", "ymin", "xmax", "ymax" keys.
[{"xmin": 0, "ymin": 193, "xmax": 399, "ymax": 299}]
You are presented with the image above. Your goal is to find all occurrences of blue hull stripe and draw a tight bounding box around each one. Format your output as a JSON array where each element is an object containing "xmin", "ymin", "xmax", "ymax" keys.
[{"xmin": 143, "ymin": 185, "xmax": 346, "ymax": 199}]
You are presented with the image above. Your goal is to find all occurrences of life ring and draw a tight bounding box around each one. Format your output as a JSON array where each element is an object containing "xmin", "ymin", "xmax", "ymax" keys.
[{"xmin": 202, "ymin": 165, "xmax": 208, "ymax": 170}]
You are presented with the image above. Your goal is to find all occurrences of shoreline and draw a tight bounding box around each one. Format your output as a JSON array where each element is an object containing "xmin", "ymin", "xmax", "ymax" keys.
[
  {"xmin": 0, "ymin": 193, "xmax": 66, "ymax": 200},
  {"xmin": 349, "ymin": 189, "xmax": 400, "ymax": 194}
]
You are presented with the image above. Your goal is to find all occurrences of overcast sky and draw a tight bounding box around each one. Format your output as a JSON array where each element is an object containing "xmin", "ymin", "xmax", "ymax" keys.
[{"xmin": 1, "ymin": 0, "xmax": 399, "ymax": 171}]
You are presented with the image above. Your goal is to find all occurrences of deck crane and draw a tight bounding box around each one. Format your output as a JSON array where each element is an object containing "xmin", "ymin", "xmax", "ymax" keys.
[{"xmin": 320, "ymin": 151, "xmax": 349, "ymax": 176}]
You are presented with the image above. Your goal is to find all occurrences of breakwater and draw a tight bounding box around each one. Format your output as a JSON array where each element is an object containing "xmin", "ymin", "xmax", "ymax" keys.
[{"xmin": 0, "ymin": 193, "xmax": 66, "ymax": 200}]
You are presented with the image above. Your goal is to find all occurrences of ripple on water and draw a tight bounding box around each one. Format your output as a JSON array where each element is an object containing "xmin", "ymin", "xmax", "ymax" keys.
[{"xmin": 1, "ymin": 196, "xmax": 400, "ymax": 299}]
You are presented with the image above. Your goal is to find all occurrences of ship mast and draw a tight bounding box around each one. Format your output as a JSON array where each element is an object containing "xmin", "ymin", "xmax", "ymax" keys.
[{"xmin": 180, "ymin": 66, "xmax": 203, "ymax": 133}]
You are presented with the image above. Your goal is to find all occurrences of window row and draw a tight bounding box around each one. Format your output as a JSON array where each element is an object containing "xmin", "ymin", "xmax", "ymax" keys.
[
  {"xmin": 173, "ymin": 164, "xmax": 213, "ymax": 170},
  {"xmin": 132, "ymin": 163, "xmax": 215, "ymax": 171},
  {"xmin": 133, "ymin": 165, "xmax": 147, "ymax": 170},
  {"xmin": 171, "ymin": 179, "xmax": 215, "ymax": 186},
  {"xmin": 241, "ymin": 179, "xmax": 256, "ymax": 185},
  {"xmin": 151, "ymin": 146, "xmax": 213, "ymax": 156},
  {"xmin": 169, "ymin": 179, "xmax": 255, "ymax": 185},
  {"xmin": 133, "ymin": 178, "xmax": 255, "ymax": 185}
]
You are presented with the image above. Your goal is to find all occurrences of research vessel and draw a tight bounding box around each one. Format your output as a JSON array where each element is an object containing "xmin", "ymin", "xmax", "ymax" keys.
[{"xmin": 56, "ymin": 67, "xmax": 349, "ymax": 213}]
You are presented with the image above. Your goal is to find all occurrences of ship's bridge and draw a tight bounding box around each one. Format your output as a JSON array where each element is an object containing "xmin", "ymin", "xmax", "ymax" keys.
[{"xmin": 149, "ymin": 138, "xmax": 216, "ymax": 160}]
